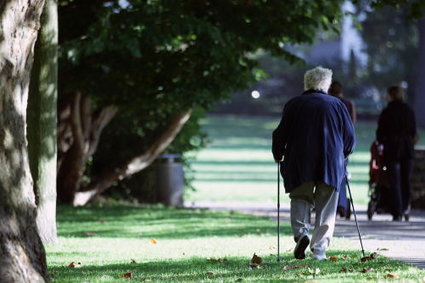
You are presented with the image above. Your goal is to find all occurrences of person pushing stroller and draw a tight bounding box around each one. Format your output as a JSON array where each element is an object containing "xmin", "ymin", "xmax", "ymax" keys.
[{"xmin": 375, "ymin": 86, "xmax": 417, "ymax": 221}]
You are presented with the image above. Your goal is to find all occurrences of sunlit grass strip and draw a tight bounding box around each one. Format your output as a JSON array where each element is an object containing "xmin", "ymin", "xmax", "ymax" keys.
[{"xmin": 47, "ymin": 205, "xmax": 425, "ymax": 282}]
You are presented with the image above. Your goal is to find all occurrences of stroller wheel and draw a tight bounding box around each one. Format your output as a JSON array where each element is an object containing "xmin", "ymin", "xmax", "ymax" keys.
[{"xmin": 404, "ymin": 214, "xmax": 410, "ymax": 222}]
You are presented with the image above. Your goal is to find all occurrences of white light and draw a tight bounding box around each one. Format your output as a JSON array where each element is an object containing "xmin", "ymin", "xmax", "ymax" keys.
[
  {"xmin": 251, "ymin": 90, "xmax": 260, "ymax": 99},
  {"xmin": 401, "ymin": 81, "xmax": 408, "ymax": 88}
]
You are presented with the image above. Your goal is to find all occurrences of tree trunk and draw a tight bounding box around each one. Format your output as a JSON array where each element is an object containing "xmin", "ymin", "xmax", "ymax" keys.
[
  {"xmin": 57, "ymin": 93, "xmax": 117, "ymax": 204},
  {"xmin": 414, "ymin": 17, "xmax": 425, "ymax": 127},
  {"xmin": 28, "ymin": 0, "xmax": 58, "ymax": 244},
  {"xmin": 73, "ymin": 110, "xmax": 192, "ymax": 206},
  {"xmin": 0, "ymin": 0, "xmax": 49, "ymax": 282}
]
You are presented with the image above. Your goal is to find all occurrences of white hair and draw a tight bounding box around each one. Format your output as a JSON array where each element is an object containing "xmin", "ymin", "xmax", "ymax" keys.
[{"xmin": 304, "ymin": 66, "xmax": 333, "ymax": 92}]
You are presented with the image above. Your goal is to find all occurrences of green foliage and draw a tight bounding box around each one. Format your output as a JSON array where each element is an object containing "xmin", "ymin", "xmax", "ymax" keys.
[
  {"xmin": 367, "ymin": 0, "xmax": 425, "ymax": 19},
  {"xmin": 58, "ymin": 0, "xmax": 346, "ymax": 199},
  {"xmin": 360, "ymin": 5, "xmax": 418, "ymax": 91}
]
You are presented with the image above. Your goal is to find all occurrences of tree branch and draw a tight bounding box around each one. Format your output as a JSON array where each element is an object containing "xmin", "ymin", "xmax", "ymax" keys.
[{"xmin": 73, "ymin": 109, "xmax": 192, "ymax": 206}]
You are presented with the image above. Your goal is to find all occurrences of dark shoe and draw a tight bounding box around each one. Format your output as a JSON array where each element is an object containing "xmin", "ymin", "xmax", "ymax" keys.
[
  {"xmin": 337, "ymin": 206, "xmax": 346, "ymax": 218},
  {"xmin": 392, "ymin": 215, "xmax": 402, "ymax": 221},
  {"xmin": 294, "ymin": 235, "xmax": 310, "ymax": 259}
]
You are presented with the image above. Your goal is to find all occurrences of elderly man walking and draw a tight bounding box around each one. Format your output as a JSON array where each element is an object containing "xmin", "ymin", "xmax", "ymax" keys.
[{"xmin": 272, "ymin": 66, "xmax": 355, "ymax": 260}]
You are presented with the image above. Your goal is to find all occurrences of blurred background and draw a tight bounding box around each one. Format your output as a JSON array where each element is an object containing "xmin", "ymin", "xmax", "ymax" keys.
[{"xmin": 50, "ymin": 0, "xmax": 425, "ymax": 209}]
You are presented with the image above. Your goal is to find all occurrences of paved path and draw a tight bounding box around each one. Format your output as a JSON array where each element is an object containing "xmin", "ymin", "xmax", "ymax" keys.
[{"xmin": 185, "ymin": 201, "xmax": 425, "ymax": 269}]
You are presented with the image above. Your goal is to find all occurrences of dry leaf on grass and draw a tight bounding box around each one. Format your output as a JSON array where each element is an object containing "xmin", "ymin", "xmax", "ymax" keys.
[
  {"xmin": 360, "ymin": 252, "xmax": 377, "ymax": 262},
  {"xmin": 206, "ymin": 271, "xmax": 215, "ymax": 275},
  {"xmin": 98, "ymin": 219, "xmax": 107, "ymax": 223},
  {"xmin": 68, "ymin": 262, "xmax": 82, "ymax": 268},
  {"xmin": 84, "ymin": 232, "xmax": 97, "ymax": 237},
  {"xmin": 329, "ymin": 256, "xmax": 338, "ymax": 261},
  {"xmin": 251, "ymin": 254, "xmax": 262, "ymax": 265},
  {"xmin": 121, "ymin": 272, "xmax": 132, "ymax": 279},
  {"xmin": 282, "ymin": 264, "xmax": 308, "ymax": 270},
  {"xmin": 249, "ymin": 253, "xmax": 262, "ymax": 269},
  {"xmin": 235, "ymin": 278, "xmax": 243, "ymax": 282},
  {"xmin": 377, "ymin": 248, "xmax": 389, "ymax": 251},
  {"xmin": 131, "ymin": 259, "xmax": 137, "ymax": 264},
  {"xmin": 386, "ymin": 273, "xmax": 397, "ymax": 278},
  {"xmin": 149, "ymin": 238, "xmax": 157, "ymax": 244}
]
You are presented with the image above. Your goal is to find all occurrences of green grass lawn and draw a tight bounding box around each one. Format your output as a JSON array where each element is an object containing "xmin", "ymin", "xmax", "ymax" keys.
[
  {"xmin": 186, "ymin": 115, "xmax": 425, "ymax": 206},
  {"xmin": 47, "ymin": 204, "xmax": 425, "ymax": 282}
]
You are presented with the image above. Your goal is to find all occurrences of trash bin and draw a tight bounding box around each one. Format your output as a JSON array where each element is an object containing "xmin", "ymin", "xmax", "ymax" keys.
[{"xmin": 155, "ymin": 154, "xmax": 184, "ymax": 206}]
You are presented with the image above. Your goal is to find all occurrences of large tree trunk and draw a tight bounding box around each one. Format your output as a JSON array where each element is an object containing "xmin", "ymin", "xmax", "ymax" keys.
[
  {"xmin": 57, "ymin": 93, "xmax": 117, "ymax": 204},
  {"xmin": 414, "ymin": 17, "xmax": 425, "ymax": 127},
  {"xmin": 73, "ymin": 110, "xmax": 192, "ymax": 206},
  {"xmin": 28, "ymin": 0, "xmax": 58, "ymax": 244},
  {"xmin": 0, "ymin": 0, "xmax": 49, "ymax": 282}
]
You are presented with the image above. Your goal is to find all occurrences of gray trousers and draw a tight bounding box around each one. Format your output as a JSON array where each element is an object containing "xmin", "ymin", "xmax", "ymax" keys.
[{"xmin": 289, "ymin": 181, "xmax": 339, "ymax": 254}]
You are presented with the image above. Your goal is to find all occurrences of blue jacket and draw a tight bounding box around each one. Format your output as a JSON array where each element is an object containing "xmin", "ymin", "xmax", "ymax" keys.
[{"xmin": 272, "ymin": 90, "xmax": 356, "ymax": 193}]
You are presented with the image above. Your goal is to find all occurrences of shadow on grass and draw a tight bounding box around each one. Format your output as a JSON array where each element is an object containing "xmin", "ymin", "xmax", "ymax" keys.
[
  {"xmin": 50, "ymin": 251, "xmax": 412, "ymax": 282},
  {"xmin": 57, "ymin": 205, "xmax": 292, "ymax": 239}
]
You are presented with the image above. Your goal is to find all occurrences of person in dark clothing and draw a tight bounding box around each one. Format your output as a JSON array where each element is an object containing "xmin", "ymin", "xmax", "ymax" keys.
[
  {"xmin": 328, "ymin": 81, "xmax": 357, "ymax": 218},
  {"xmin": 272, "ymin": 67, "xmax": 356, "ymax": 260},
  {"xmin": 376, "ymin": 86, "xmax": 417, "ymax": 221}
]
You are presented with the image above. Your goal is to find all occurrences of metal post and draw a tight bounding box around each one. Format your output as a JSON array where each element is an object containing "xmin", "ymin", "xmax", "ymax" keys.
[
  {"xmin": 277, "ymin": 162, "xmax": 281, "ymax": 262},
  {"xmin": 346, "ymin": 176, "xmax": 366, "ymax": 258}
]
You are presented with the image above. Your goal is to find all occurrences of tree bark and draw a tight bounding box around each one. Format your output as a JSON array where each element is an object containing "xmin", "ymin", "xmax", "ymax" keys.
[
  {"xmin": 73, "ymin": 110, "xmax": 192, "ymax": 206},
  {"xmin": 57, "ymin": 93, "xmax": 117, "ymax": 204},
  {"xmin": 0, "ymin": 0, "xmax": 49, "ymax": 282},
  {"xmin": 414, "ymin": 17, "xmax": 425, "ymax": 127},
  {"xmin": 28, "ymin": 0, "xmax": 58, "ymax": 244}
]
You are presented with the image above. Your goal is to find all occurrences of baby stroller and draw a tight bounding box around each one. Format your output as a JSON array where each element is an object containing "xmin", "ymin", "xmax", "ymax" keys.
[{"xmin": 366, "ymin": 141, "xmax": 410, "ymax": 221}]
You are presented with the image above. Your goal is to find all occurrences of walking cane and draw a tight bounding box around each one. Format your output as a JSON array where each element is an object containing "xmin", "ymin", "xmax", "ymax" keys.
[
  {"xmin": 345, "ymin": 175, "xmax": 366, "ymax": 258},
  {"xmin": 277, "ymin": 162, "xmax": 281, "ymax": 262}
]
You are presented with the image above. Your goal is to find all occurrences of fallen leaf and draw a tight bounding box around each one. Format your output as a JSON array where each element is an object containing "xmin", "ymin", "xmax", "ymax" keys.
[
  {"xmin": 131, "ymin": 259, "xmax": 137, "ymax": 264},
  {"xmin": 282, "ymin": 264, "xmax": 308, "ymax": 270},
  {"xmin": 150, "ymin": 238, "xmax": 157, "ymax": 244},
  {"xmin": 121, "ymin": 272, "xmax": 132, "ymax": 279},
  {"xmin": 84, "ymin": 232, "xmax": 97, "ymax": 237},
  {"xmin": 206, "ymin": 271, "xmax": 215, "ymax": 275},
  {"xmin": 235, "ymin": 278, "xmax": 243, "ymax": 282},
  {"xmin": 341, "ymin": 267, "xmax": 348, "ymax": 272},
  {"xmin": 361, "ymin": 267, "xmax": 374, "ymax": 273},
  {"xmin": 68, "ymin": 262, "xmax": 82, "ymax": 268},
  {"xmin": 386, "ymin": 273, "xmax": 397, "ymax": 278},
  {"xmin": 377, "ymin": 248, "xmax": 389, "ymax": 251},
  {"xmin": 360, "ymin": 252, "xmax": 378, "ymax": 262},
  {"xmin": 98, "ymin": 219, "xmax": 107, "ymax": 223},
  {"xmin": 329, "ymin": 256, "xmax": 338, "ymax": 261},
  {"xmin": 250, "ymin": 253, "xmax": 262, "ymax": 265}
]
